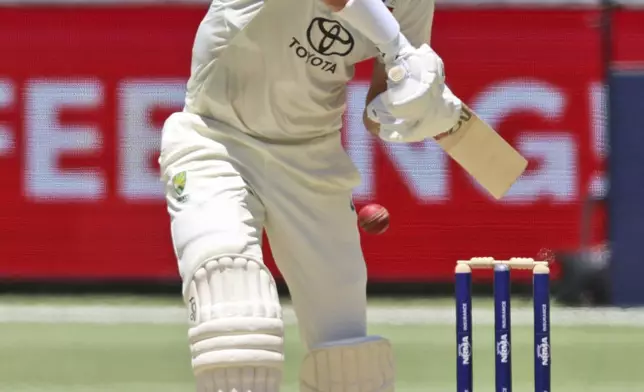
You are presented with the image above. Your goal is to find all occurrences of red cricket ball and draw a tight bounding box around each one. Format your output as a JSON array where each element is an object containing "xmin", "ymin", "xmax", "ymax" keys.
[{"xmin": 358, "ymin": 204, "xmax": 390, "ymax": 235}]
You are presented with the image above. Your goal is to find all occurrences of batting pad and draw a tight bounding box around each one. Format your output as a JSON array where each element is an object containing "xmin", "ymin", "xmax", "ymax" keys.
[
  {"xmin": 300, "ymin": 336, "xmax": 395, "ymax": 392},
  {"xmin": 187, "ymin": 256, "xmax": 284, "ymax": 392}
]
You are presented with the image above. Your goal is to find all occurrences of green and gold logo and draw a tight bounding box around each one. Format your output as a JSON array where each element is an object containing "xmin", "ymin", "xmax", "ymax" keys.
[{"xmin": 172, "ymin": 171, "xmax": 187, "ymax": 196}]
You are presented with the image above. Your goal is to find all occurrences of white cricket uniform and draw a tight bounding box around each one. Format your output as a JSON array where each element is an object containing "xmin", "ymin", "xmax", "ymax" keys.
[{"xmin": 160, "ymin": 0, "xmax": 434, "ymax": 349}]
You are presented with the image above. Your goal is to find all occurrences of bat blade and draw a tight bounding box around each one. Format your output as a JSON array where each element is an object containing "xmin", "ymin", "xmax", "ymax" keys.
[{"xmin": 435, "ymin": 105, "xmax": 527, "ymax": 199}]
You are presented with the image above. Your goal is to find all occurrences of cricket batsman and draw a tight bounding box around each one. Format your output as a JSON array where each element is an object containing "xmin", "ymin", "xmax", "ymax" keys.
[{"xmin": 159, "ymin": 0, "xmax": 462, "ymax": 390}]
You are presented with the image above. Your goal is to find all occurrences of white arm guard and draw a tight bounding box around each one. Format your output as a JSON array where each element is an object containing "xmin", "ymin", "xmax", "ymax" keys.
[{"xmin": 367, "ymin": 84, "xmax": 463, "ymax": 143}]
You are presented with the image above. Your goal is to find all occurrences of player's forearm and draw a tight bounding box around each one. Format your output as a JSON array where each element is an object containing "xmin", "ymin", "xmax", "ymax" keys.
[
  {"xmin": 363, "ymin": 109, "xmax": 380, "ymax": 136},
  {"xmin": 363, "ymin": 62, "xmax": 388, "ymax": 136},
  {"xmin": 325, "ymin": 0, "xmax": 410, "ymax": 61}
]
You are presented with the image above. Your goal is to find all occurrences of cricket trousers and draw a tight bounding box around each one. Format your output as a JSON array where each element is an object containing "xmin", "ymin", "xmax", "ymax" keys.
[{"xmin": 159, "ymin": 111, "xmax": 368, "ymax": 348}]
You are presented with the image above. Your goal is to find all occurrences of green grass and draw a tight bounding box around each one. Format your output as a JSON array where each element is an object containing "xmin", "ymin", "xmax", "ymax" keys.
[
  {"xmin": 0, "ymin": 294, "xmax": 537, "ymax": 308},
  {"xmin": 0, "ymin": 298, "xmax": 642, "ymax": 391}
]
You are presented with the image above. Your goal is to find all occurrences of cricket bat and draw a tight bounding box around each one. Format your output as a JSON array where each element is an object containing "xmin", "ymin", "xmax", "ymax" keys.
[{"xmin": 434, "ymin": 104, "xmax": 528, "ymax": 199}]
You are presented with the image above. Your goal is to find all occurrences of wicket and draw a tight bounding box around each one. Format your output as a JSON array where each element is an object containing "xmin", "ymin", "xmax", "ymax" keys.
[{"xmin": 455, "ymin": 257, "xmax": 551, "ymax": 392}]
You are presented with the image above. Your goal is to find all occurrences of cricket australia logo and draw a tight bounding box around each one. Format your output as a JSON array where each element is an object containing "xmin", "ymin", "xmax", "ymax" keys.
[
  {"xmin": 496, "ymin": 334, "xmax": 510, "ymax": 363},
  {"xmin": 172, "ymin": 171, "xmax": 188, "ymax": 202},
  {"xmin": 458, "ymin": 336, "xmax": 472, "ymax": 365},
  {"xmin": 536, "ymin": 337, "xmax": 550, "ymax": 366}
]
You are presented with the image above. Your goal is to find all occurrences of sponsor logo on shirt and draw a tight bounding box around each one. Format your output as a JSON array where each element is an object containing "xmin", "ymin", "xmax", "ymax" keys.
[{"xmin": 289, "ymin": 17, "xmax": 355, "ymax": 74}]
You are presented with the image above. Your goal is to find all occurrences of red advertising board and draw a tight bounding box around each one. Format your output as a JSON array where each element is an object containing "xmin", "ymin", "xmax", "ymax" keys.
[
  {"xmin": 613, "ymin": 9, "xmax": 644, "ymax": 66},
  {"xmin": 0, "ymin": 6, "xmax": 616, "ymax": 282}
]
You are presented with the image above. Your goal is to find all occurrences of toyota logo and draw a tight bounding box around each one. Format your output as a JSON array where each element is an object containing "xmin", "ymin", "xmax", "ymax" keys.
[{"xmin": 306, "ymin": 17, "xmax": 355, "ymax": 57}]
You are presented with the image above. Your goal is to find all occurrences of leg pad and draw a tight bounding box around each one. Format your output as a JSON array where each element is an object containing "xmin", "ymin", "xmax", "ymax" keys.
[{"xmin": 300, "ymin": 336, "xmax": 396, "ymax": 392}]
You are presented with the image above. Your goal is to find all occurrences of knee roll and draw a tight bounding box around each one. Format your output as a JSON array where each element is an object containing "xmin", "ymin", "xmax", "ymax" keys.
[{"xmin": 186, "ymin": 256, "xmax": 284, "ymax": 391}]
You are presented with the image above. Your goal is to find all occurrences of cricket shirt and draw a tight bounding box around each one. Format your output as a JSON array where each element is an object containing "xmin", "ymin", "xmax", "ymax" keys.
[{"xmin": 184, "ymin": 0, "xmax": 435, "ymax": 141}]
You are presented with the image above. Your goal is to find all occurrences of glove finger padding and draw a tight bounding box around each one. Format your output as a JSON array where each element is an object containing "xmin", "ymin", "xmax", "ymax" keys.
[
  {"xmin": 367, "ymin": 83, "xmax": 463, "ymax": 143},
  {"xmin": 367, "ymin": 94, "xmax": 420, "ymax": 142},
  {"xmin": 379, "ymin": 121, "xmax": 424, "ymax": 143},
  {"xmin": 366, "ymin": 93, "xmax": 402, "ymax": 126}
]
